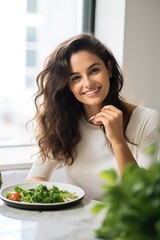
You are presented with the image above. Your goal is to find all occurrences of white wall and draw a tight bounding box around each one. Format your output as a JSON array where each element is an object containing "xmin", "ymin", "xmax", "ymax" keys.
[
  {"xmin": 122, "ymin": 0, "xmax": 160, "ymax": 112},
  {"xmin": 123, "ymin": 0, "xmax": 160, "ymax": 111},
  {"xmin": 95, "ymin": 0, "xmax": 160, "ymax": 112}
]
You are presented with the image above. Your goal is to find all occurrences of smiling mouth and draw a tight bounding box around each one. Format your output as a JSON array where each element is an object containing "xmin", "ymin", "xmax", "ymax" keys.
[{"xmin": 83, "ymin": 87, "xmax": 100, "ymax": 96}]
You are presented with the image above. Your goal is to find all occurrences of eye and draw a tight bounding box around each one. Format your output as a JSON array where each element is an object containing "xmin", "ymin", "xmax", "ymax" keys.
[
  {"xmin": 89, "ymin": 67, "xmax": 99, "ymax": 75},
  {"xmin": 70, "ymin": 75, "xmax": 81, "ymax": 83}
]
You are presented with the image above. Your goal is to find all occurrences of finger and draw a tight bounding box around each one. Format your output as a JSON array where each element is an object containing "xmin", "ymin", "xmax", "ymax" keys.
[
  {"xmin": 101, "ymin": 105, "xmax": 119, "ymax": 112},
  {"xmin": 101, "ymin": 107, "xmax": 123, "ymax": 120},
  {"xmin": 93, "ymin": 113, "xmax": 110, "ymax": 125},
  {"xmin": 94, "ymin": 111, "xmax": 115, "ymax": 122},
  {"xmin": 101, "ymin": 105, "xmax": 122, "ymax": 115}
]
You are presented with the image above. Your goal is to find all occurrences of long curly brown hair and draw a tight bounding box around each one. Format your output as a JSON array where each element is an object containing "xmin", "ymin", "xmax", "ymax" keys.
[{"xmin": 34, "ymin": 33, "xmax": 130, "ymax": 165}]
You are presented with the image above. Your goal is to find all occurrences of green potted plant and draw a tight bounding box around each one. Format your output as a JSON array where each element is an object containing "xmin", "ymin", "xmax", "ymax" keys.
[{"xmin": 92, "ymin": 161, "xmax": 160, "ymax": 240}]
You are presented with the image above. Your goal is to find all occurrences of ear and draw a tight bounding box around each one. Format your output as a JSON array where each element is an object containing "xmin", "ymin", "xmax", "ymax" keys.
[{"xmin": 107, "ymin": 60, "xmax": 113, "ymax": 78}]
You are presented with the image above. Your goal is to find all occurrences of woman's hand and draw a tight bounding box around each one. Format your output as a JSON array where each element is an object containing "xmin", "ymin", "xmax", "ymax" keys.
[
  {"xmin": 93, "ymin": 105, "xmax": 125, "ymax": 145},
  {"xmin": 93, "ymin": 105, "xmax": 137, "ymax": 174}
]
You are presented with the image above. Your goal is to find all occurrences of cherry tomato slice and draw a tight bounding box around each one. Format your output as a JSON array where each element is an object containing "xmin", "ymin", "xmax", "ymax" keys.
[{"xmin": 8, "ymin": 192, "xmax": 21, "ymax": 201}]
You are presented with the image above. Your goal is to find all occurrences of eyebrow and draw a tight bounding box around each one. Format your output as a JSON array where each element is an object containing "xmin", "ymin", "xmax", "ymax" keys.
[{"xmin": 69, "ymin": 63, "xmax": 101, "ymax": 77}]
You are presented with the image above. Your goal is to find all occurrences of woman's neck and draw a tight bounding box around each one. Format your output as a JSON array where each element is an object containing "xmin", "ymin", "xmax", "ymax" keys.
[{"xmin": 83, "ymin": 105, "xmax": 102, "ymax": 120}]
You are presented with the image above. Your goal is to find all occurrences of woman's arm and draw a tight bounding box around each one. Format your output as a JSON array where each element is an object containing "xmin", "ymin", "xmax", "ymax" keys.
[
  {"xmin": 93, "ymin": 105, "xmax": 137, "ymax": 174},
  {"xmin": 25, "ymin": 158, "xmax": 58, "ymax": 182},
  {"xmin": 25, "ymin": 176, "xmax": 48, "ymax": 182},
  {"xmin": 111, "ymin": 139, "xmax": 138, "ymax": 174}
]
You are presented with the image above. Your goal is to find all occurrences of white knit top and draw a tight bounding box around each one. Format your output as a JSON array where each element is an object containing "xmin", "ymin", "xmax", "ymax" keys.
[{"xmin": 27, "ymin": 106, "xmax": 160, "ymax": 200}]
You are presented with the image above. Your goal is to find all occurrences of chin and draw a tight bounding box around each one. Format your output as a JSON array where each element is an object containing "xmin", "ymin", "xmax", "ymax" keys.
[{"xmin": 84, "ymin": 99, "xmax": 103, "ymax": 106}]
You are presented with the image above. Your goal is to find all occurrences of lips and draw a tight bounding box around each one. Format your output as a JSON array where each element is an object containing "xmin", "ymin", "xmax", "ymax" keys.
[{"xmin": 83, "ymin": 87, "xmax": 100, "ymax": 96}]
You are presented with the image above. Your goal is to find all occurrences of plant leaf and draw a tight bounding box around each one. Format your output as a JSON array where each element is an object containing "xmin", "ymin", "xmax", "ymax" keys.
[
  {"xmin": 99, "ymin": 169, "xmax": 117, "ymax": 184},
  {"xmin": 93, "ymin": 162, "xmax": 160, "ymax": 240},
  {"xmin": 91, "ymin": 202, "xmax": 105, "ymax": 214},
  {"xmin": 144, "ymin": 143, "xmax": 158, "ymax": 155}
]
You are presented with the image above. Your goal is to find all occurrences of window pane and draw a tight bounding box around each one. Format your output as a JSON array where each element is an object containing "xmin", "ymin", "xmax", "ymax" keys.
[
  {"xmin": 27, "ymin": 0, "xmax": 37, "ymax": 13},
  {"xmin": 26, "ymin": 50, "xmax": 36, "ymax": 67},
  {"xmin": 0, "ymin": 0, "xmax": 83, "ymax": 146},
  {"xmin": 27, "ymin": 27, "xmax": 37, "ymax": 42}
]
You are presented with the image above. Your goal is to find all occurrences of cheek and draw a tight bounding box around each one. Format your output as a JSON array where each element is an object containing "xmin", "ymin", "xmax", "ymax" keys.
[
  {"xmin": 69, "ymin": 86, "xmax": 79, "ymax": 99},
  {"xmin": 103, "ymin": 77, "xmax": 110, "ymax": 95},
  {"xmin": 69, "ymin": 82, "xmax": 82, "ymax": 95}
]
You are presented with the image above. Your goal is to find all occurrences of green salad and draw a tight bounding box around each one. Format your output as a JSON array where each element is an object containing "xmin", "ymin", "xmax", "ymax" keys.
[{"xmin": 6, "ymin": 184, "xmax": 78, "ymax": 203}]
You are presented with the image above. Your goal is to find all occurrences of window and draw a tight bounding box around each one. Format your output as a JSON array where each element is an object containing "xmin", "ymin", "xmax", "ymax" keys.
[
  {"xmin": 0, "ymin": 0, "xmax": 83, "ymax": 147},
  {"xmin": 27, "ymin": 27, "xmax": 37, "ymax": 42},
  {"xmin": 26, "ymin": 50, "xmax": 37, "ymax": 66},
  {"xmin": 27, "ymin": 0, "xmax": 37, "ymax": 13}
]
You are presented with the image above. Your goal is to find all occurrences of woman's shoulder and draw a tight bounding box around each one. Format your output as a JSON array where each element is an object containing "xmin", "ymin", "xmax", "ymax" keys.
[
  {"xmin": 124, "ymin": 102, "xmax": 159, "ymax": 119},
  {"xmin": 132, "ymin": 105, "xmax": 160, "ymax": 122},
  {"xmin": 127, "ymin": 104, "xmax": 160, "ymax": 131},
  {"xmin": 125, "ymin": 104, "xmax": 160, "ymax": 147}
]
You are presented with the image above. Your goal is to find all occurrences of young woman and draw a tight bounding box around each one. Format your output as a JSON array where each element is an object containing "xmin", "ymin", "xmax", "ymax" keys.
[{"xmin": 26, "ymin": 33, "xmax": 160, "ymax": 200}]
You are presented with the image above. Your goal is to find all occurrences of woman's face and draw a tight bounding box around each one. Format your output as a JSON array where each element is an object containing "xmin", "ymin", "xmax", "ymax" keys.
[{"xmin": 68, "ymin": 50, "xmax": 111, "ymax": 111}]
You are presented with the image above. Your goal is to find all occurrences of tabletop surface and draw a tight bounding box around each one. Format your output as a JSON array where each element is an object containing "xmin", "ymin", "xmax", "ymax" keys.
[{"xmin": 0, "ymin": 197, "xmax": 104, "ymax": 240}]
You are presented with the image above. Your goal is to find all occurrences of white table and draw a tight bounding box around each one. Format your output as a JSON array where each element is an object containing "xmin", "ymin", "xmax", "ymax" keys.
[{"xmin": 0, "ymin": 197, "xmax": 104, "ymax": 240}]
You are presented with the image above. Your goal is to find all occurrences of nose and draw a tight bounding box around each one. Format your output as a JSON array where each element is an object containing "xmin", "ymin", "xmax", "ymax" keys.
[{"xmin": 83, "ymin": 75, "xmax": 94, "ymax": 87}]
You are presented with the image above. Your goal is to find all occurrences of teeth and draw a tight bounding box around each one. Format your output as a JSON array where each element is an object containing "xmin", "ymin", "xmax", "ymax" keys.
[{"xmin": 85, "ymin": 88, "xmax": 99, "ymax": 95}]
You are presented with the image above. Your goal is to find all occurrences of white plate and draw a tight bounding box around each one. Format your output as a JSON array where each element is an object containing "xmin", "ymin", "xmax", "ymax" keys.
[{"xmin": 0, "ymin": 182, "xmax": 85, "ymax": 210}]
